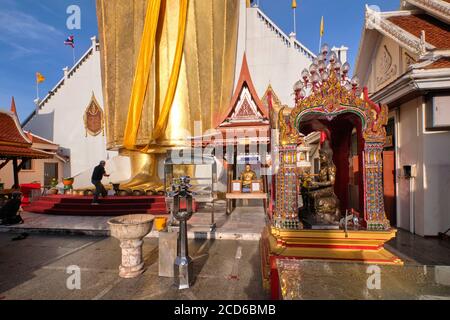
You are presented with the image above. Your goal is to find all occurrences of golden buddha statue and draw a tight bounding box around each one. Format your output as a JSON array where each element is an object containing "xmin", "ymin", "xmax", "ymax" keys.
[
  {"xmin": 240, "ymin": 164, "xmax": 257, "ymax": 193},
  {"xmin": 303, "ymin": 141, "xmax": 340, "ymax": 225},
  {"xmin": 96, "ymin": 0, "xmax": 240, "ymax": 191}
]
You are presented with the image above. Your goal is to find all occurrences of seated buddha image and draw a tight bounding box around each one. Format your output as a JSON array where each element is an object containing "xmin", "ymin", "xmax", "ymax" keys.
[
  {"xmin": 302, "ymin": 141, "xmax": 341, "ymax": 225},
  {"xmin": 240, "ymin": 164, "xmax": 257, "ymax": 193}
]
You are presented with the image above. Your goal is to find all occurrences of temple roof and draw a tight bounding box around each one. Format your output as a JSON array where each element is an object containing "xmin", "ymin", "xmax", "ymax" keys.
[
  {"xmin": 25, "ymin": 131, "xmax": 58, "ymax": 147},
  {"xmin": 355, "ymin": 1, "xmax": 450, "ymax": 105},
  {"xmin": 0, "ymin": 106, "xmax": 52, "ymax": 159},
  {"xmin": 0, "ymin": 110, "xmax": 31, "ymax": 146},
  {"xmin": 216, "ymin": 54, "xmax": 269, "ymax": 128},
  {"xmin": 387, "ymin": 14, "xmax": 450, "ymax": 50}
]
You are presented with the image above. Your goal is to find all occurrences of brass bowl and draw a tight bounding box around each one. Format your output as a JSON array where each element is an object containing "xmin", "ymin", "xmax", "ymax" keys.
[
  {"xmin": 132, "ymin": 189, "xmax": 145, "ymax": 196},
  {"xmin": 118, "ymin": 190, "xmax": 131, "ymax": 196}
]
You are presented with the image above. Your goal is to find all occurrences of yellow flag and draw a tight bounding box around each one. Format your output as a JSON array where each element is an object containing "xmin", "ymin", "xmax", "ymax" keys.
[
  {"xmin": 320, "ymin": 16, "xmax": 325, "ymax": 37},
  {"xmin": 292, "ymin": 0, "xmax": 297, "ymax": 9},
  {"xmin": 36, "ymin": 72, "xmax": 45, "ymax": 84}
]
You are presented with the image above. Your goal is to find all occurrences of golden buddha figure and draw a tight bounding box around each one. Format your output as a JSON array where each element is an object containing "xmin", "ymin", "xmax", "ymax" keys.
[
  {"xmin": 240, "ymin": 164, "xmax": 257, "ymax": 193},
  {"xmin": 303, "ymin": 141, "xmax": 340, "ymax": 225},
  {"xmin": 96, "ymin": 0, "xmax": 240, "ymax": 191}
]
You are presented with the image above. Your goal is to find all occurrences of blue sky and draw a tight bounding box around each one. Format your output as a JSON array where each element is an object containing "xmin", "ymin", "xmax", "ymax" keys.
[{"xmin": 0, "ymin": 0, "xmax": 399, "ymax": 121}]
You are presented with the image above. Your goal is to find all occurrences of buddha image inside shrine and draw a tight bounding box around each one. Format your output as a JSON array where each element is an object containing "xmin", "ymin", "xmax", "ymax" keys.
[{"xmin": 0, "ymin": 0, "xmax": 449, "ymax": 303}]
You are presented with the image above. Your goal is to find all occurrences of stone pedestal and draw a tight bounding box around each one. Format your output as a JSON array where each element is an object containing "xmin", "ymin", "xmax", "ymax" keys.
[
  {"xmin": 119, "ymin": 239, "xmax": 145, "ymax": 278},
  {"xmin": 108, "ymin": 214, "xmax": 155, "ymax": 279},
  {"xmin": 159, "ymin": 231, "xmax": 178, "ymax": 277}
]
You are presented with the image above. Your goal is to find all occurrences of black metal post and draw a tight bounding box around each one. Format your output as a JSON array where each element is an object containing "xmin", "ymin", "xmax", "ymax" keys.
[{"xmin": 171, "ymin": 176, "xmax": 194, "ymax": 290}]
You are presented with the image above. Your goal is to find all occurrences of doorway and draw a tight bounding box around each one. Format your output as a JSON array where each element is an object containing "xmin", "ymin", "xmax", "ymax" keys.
[
  {"xmin": 44, "ymin": 163, "xmax": 58, "ymax": 186},
  {"xmin": 383, "ymin": 117, "xmax": 397, "ymax": 226}
]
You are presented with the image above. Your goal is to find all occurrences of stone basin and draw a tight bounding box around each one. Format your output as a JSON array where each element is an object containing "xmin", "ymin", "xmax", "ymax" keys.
[
  {"xmin": 108, "ymin": 214, "xmax": 155, "ymax": 239},
  {"xmin": 108, "ymin": 214, "xmax": 155, "ymax": 278}
]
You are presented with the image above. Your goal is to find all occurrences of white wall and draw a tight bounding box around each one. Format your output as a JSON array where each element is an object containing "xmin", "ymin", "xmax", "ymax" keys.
[
  {"xmin": 23, "ymin": 41, "xmax": 117, "ymax": 178},
  {"xmin": 421, "ymin": 105, "xmax": 450, "ymax": 236},
  {"xmin": 241, "ymin": 7, "xmax": 315, "ymax": 107},
  {"xmin": 397, "ymin": 97, "xmax": 424, "ymax": 235},
  {"xmin": 397, "ymin": 97, "xmax": 450, "ymax": 236}
]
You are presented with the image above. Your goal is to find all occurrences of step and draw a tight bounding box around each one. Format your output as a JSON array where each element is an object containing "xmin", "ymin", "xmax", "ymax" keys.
[
  {"xmin": 36, "ymin": 195, "xmax": 166, "ymax": 203},
  {"xmin": 52, "ymin": 203, "xmax": 167, "ymax": 210},
  {"xmin": 58, "ymin": 198, "xmax": 162, "ymax": 204},
  {"xmin": 43, "ymin": 208, "xmax": 168, "ymax": 216}
]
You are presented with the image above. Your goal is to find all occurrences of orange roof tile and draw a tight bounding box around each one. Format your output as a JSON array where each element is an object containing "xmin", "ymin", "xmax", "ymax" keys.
[
  {"xmin": 0, "ymin": 112, "xmax": 29, "ymax": 146},
  {"xmin": 388, "ymin": 14, "xmax": 450, "ymax": 49},
  {"xmin": 0, "ymin": 110, "xmax": 51, "ymax": 159},
  {"xmin": 424, "ymin": 57, "xmax": 450, "ymax": 69},
  {"xmin": 0, "ymin": 145, "xmax": 52, "ymax": 159}
]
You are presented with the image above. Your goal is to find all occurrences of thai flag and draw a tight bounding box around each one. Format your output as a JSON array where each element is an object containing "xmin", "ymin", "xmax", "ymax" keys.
[{"xmin": 64, "ymin": 35, "xmax": 75, "ymax": 48}]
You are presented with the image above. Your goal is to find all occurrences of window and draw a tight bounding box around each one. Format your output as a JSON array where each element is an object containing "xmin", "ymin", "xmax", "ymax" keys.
[
  {"xmin": 21, "ymin": 159, "xmax": 33, "ymax": 170},
  {"xmin": 426, "ymin": 93, "xmax": 450, "ymax": 131}
]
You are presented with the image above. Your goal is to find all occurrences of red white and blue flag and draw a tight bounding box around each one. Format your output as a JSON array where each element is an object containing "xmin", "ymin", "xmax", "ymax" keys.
[{"xmin": 64, "ymin": 35, "xmax": 75, "ymax": 48}]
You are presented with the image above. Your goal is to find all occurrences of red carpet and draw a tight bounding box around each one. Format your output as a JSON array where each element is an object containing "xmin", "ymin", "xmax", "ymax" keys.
[{"xmin": 23, "ymin": 195, "xmax": 169, "ymax": 216}]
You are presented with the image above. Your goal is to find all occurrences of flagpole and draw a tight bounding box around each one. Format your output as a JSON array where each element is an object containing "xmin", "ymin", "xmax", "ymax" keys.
[
  {"xmin": 319, "ymin": 16, "xmax": 323, "ymax": 52},
  {"xmin": 72, "ymin": 46, "xmax": 75, "ymax": 65},
  {"xmin": 36, "ymin": 81, "xmax": 39, "ymax": 101},
  {"xmin": 293, "ymin": 7, "xmax": 296, "ymax": 36}
]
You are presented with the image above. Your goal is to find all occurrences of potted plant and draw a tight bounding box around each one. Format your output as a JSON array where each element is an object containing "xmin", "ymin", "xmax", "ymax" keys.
[
  {"xmin": 63, "ymin": 177, "xmax": 74, "ymax": 188},
  {"xmin": 48, "ymin": 178, "xmax": 58, "ymax": 195}
]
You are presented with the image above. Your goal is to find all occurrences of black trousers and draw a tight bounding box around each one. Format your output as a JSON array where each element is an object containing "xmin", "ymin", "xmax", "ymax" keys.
[{"xmin": 92, "ymin": 180, "xmax": 107, "ymax": 203}]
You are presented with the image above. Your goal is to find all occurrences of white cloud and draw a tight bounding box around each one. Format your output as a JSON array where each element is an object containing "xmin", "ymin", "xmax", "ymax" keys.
[{"xmin": 0, "ymin": 9, "xmax": 64, "ymax": 59}]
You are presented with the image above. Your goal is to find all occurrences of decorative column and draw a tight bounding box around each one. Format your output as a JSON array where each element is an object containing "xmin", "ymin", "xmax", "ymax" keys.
[
  {"xmin": 363, "ymin": 141, "xmax": 390, "ymax": 230},
  {"xmin": 362, "ymin": 101, "xmax": 391, "ymax": 231},
  {"xmin": 274, "ymin": 144, "xmax": 302, "ymax": 230}
]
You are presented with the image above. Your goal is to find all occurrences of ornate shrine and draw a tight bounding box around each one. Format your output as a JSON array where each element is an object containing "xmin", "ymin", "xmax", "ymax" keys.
[
  {"xmin": 261, "ymin": 44, "xmax": 402, "ymax": 299},
  {"xmin": 212, "ymin": 54, "xmax": 271, "ymax": 215}
]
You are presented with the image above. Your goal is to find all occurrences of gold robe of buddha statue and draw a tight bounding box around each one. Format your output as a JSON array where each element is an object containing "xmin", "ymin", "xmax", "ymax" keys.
[{"xmin": 96, "ymin": 0, "xmax": 240, "ymax": 190}]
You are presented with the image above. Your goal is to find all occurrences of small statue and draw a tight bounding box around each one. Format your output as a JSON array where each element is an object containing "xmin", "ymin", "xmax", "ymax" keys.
[
  {"xmin": 278, "ymin": 107, "xmax": 303, "ymax": 145},
  {"xmin": 240, "ymin": 164, "xmax": 257, "ymax": 193},
  {"xmin": 303, "ymin": 141, "xmax": 341, "ymax": 225}
]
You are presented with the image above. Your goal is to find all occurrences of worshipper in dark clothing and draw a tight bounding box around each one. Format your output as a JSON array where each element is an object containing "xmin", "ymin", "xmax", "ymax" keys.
[
  {"xmin": 0, "ymin": 192, "xmax": 24, "ymax": 225},
  {"xmin": 91, "ymin": 160, "xmax": 110, "ymax": 205}
]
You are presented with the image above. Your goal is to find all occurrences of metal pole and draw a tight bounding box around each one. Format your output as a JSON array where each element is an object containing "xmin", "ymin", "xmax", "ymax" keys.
[
  {"xmin": 172, "ymin": 177, "xmax": 194, "ymax": 290},
  {"xmin": 293, "ymin": 8, "xmax": 296, "ymax": 37},
  {"xmin": 319, "ymin": 36, "xmax": 322, "ymax": 54}
]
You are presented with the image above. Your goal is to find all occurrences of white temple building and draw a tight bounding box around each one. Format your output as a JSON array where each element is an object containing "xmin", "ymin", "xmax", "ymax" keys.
[
  {"xmin": 355, "ymin": 0, "xmax": 450, "ymax": 236},
  {"xmin": 21, "ymin": 36, "xmax": 117, "ymax": 184}
]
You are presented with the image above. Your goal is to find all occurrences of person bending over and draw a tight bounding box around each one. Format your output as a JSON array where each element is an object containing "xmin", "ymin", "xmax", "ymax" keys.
[{"xmin": 91, "ymin": 160, "xmax": 110, "ymax": 205}]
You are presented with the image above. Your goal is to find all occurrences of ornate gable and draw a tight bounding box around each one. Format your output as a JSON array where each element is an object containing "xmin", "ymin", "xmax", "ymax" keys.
[
  {"xmin": 217, "ymin": 54, "xmax": 268, "ymax": 127},
  {"xmin": 231, "ymin": 86, "xmax": 263, "ymax": 121}
]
